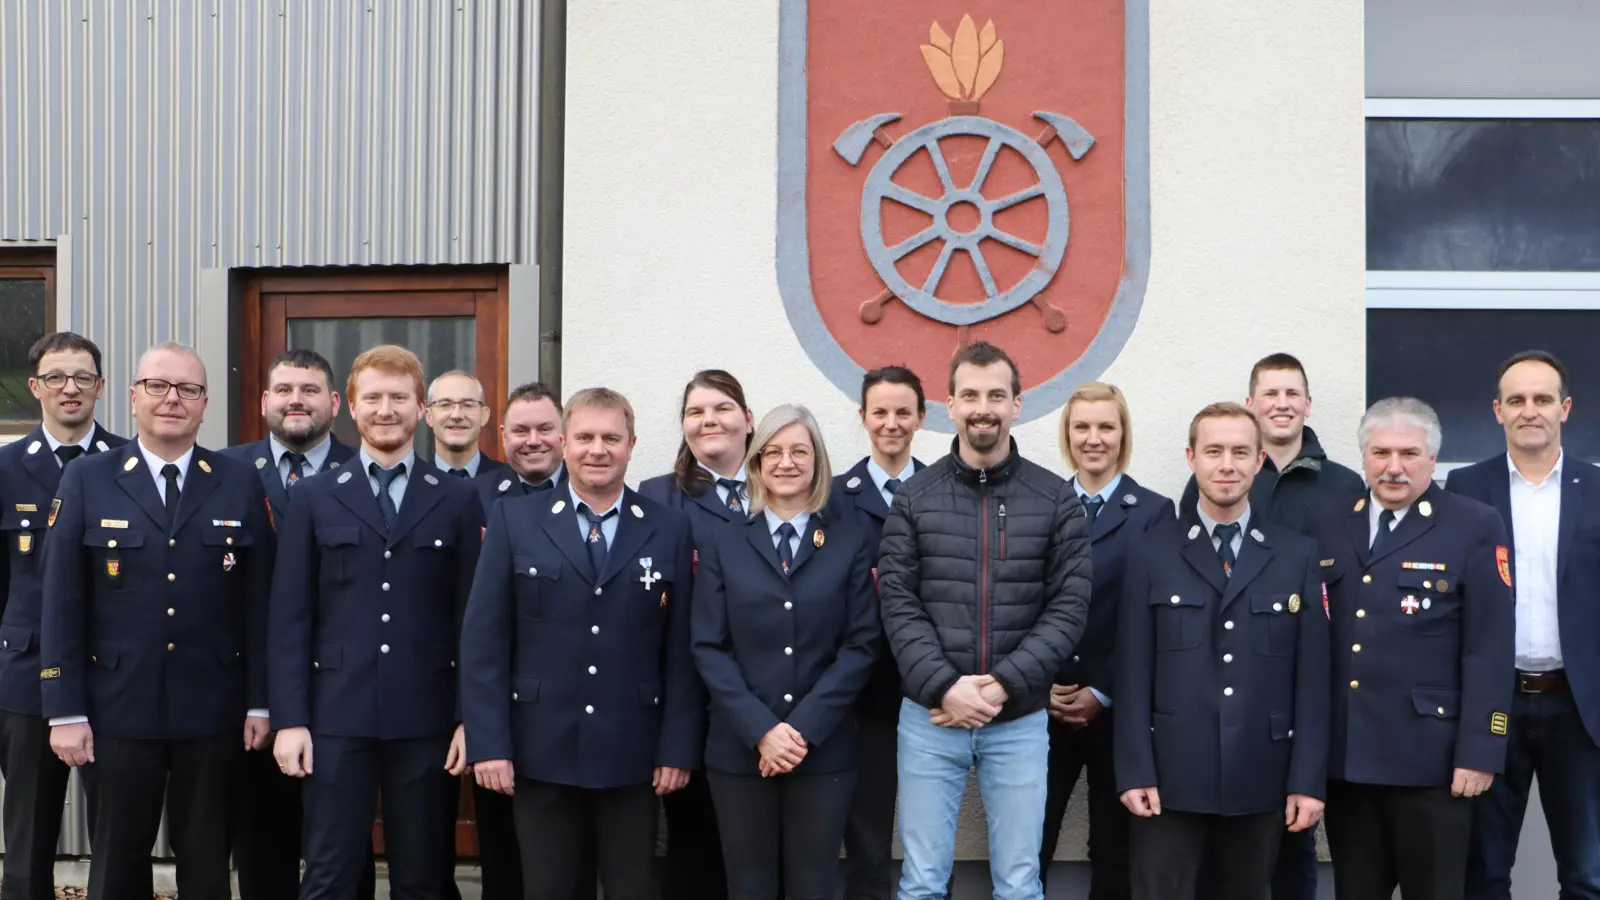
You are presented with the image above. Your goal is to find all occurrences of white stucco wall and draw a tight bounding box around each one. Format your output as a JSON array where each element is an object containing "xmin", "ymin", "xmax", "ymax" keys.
[{"xmin": 563, "ymin": 0, "xmax": 1364, "ymax": 859}]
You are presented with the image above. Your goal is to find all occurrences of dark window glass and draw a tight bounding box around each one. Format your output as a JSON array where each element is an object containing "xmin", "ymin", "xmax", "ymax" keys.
[
  {"xmin": 1367, "ymin": 119, "xmax": 1600, "ymax": 271},
  {"xmin": 287, "ymin": 316, "xmax": 475, "ymax": 459},
  {"xmin": 1366, "ymin": 309, "xmax": 1600, "ymax": 462},
  {"xmin": 0, "ymin": 279, "xmax": 49, "ymax": 425}
]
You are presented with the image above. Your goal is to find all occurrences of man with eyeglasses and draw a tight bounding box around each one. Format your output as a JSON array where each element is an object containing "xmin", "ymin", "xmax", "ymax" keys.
[
  {"xmin": 427, "ymin": 369, "xmax": 509, "ymax": 481},
  {"xmin": 0, "ymin": 332, "xmax": 127, "ymax": 900},
  {"xmin": 220, "ymin": 347, "xmax": 357, "ymax": 900},
  {"xmin": 39, "ymin": 341, "xmax": 277, "ymax": 900}
]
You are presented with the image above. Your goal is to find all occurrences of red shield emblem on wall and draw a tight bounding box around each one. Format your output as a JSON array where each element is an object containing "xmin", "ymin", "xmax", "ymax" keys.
[{"xmin": 778, "ymin": 1, "xmax": 1149, "ymax": 428}]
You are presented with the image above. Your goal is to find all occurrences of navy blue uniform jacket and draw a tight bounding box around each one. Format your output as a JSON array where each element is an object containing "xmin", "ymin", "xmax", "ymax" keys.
[
  {"xmin": 1446, "ymin": 454, "xmax": 1600, "ymax": 745},
  {"xmin": 1115, "ymin": 513, "xmax": 1329, "ymax": 815},
  {"xmin": 691, "ymin": 510, "xmax": 880, "ymax": 775},
  {"xmin": 1054, "ymin": 475, "xmax": 1174, "ymax": 700},
  {"xmin": 1315, "ymin": 485, "xmax": 1514, "ymax": 786},
  {"xmin": 218, "ymin": 436, "xmax": 357, "ymax": 526},
  {"xmin": 460, "ymin": 487, "xmax": 703, "ymax": 789},
  {"xmin": 823, "ymin": 456, "xmax": 923, "ymax": 719},
  {"xmin": 39, "ymin": 442, "xmax": 276, "ymax": 739},
  {"xmin": 268, "ymin": 457, "xmax": 484, "ymax": 739},
  {"xmin": 0, "ymin": 425, "xmax": 127, "ymax": 716}
]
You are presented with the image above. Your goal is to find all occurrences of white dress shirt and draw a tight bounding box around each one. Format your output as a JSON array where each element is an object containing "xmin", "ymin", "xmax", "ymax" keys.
[
  {"xmin": 700, "ymin": 462, "xmax": 749, "ymax": 510},
  {"xmin": 1197, "ymin": 505, "xmax": 1251, "ymax": 558},
  {"xmin": 764, "ymin": 508, "xmax": 810, "ymax": 556},
  {"xmin": 1368, "ymin": 492, "xmax": 1410, "ymax": 545},
  {"xmin": 41, "ymin": 426, "xmax": 96, "ymax": 466},
  {"xmin": 268, "ymin": 433, "xmax": 334, "ymax": 488},
  {"xmin": 1508, "ymin": 453, "xmax": 1564, "ymax": 672},
  {"xmin": 866, "ymin": 458, "xmax": 913, "ymax": 508}
]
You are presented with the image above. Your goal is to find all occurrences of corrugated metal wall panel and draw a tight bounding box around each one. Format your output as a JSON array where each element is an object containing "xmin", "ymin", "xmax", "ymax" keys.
[{"xmin": 0, "ymin": 0, "xmax": 539, "ymax": 857}]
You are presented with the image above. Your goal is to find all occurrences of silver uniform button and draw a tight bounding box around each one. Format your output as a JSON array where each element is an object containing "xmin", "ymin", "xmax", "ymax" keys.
[
  {"xmin": 784, "ymin": 647, "xmax": 793, "ymax": 656},
  {"xmin": 1223, "ymin": 653, "xmax": 1233, "ymax": 663},
  {"xmin": 784, "ymin": 601, "xmax": 793, "ymax": 611},
  {"xmin": 434, "ymin": 539, "xmax": 443, "ymax": 547},
  {"xmin": 1224, "ymin": 621, "xmax": 1235, "ymax": 630},
  {"xmin": 528, "ymin": 567, "xmax": 537, "ymax": 576},
  {"xmin": 585, "ymin": 705, "xmax": 594, "ymax": 714},
  {"xmin": 594, "ymin": 587, "xmax": 602, "ymax": 596},
  {"xmin": 382, "ymin": 583, "xmax": 391, "ymax": 591},
  {"xmin": 588, "ymin": 666, "xmax": 597, "ymax": 674},
  {"xmin": 1223, "ymin": 687, "xmax": 1234, "ymax": 696},
  {"xmin": 783, "ymin": 694, "xmax": 793, "ymax": 702},
  {"xmin": 384, "ymin": 551, "xmax": 391, "ymax": 560},
  {"xmin": 591, "ymin": 625, "xmax": 600, "ymax": 634},
  {"xmin": 380, "ymin": 644, "xmax": 390, "ymax": 654},
  {"xmin": 1170, "ymin": 595, "xmax": 1180, "ymax": 605},
  {"xmin": 1273, "ymin": 603, "xmax": 1283, "ymax": 612},
  {"xmin": 381, "ymin": 614, "xmax": 391, "ymax": 623},
  {"xmin": 1288, "ymin": 729, "xmax": 1294, "ymax": 737},
  {"xmin": 512, "ymin": 692, "xmax": 519, "ymax": 701}
]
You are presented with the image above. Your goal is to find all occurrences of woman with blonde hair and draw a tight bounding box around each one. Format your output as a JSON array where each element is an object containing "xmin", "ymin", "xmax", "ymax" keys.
[
  {"xmin": 691, "ymin": 404, "xmax": 880, "ymax": 900},
  {"xmin": 1039, "ymin": 381, "xmax": 1175, "ymax": 895}
]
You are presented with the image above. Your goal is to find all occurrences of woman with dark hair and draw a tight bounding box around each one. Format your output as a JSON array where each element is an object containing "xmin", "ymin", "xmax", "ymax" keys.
[
  {"xmin": 640, "ymin": 368, "xmax": 755, "ymax": 900},
  {"xmin": 692, "ymin": 404, "xmax": 879, "ymax": 900},
  {"xmin": 824, "ymin": 365, "xmax": 927, "ymax": 900}
]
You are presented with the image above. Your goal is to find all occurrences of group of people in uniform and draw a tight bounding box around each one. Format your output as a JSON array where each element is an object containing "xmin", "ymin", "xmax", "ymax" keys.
[{"xmin": 0, "ymin": 330, "xmax": 1592, "ymax": 900}]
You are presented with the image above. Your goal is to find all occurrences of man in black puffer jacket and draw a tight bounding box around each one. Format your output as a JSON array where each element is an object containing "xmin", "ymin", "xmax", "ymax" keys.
[{"xmin": 878, "ymin": 341, "xmax": 1093, "ymax": 900}]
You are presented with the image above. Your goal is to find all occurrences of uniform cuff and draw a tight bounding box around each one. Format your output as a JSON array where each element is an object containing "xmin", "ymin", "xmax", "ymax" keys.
[{"xmin": 48, "ymin": 716, "xmax": 88, "ymax": 726}]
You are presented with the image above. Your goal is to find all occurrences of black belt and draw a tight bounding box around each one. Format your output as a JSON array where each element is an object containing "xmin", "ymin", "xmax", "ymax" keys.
[{"xmin": 1516, "ymin": 669, "xmax": 1568, "ymax": 694}]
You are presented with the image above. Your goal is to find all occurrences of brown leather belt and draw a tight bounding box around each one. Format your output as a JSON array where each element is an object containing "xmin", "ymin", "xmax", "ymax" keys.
[{"xmin": 1516, "ymin": 669, "xmax": 1569, "ymax": 694}]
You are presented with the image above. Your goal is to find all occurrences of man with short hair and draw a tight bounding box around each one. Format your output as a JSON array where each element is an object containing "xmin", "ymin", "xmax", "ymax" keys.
[
  {"xmin": 41, "ymin": 341, "xmax": 277, "ymax": 900},
  {"xmin": 1316, "ymin": 397, "xmax": 1514, "ymax": 900},
  {"xmin": 475, "ymin": 381, "xmax": 566, "ymax": 512},
  {"xmin": 427, "ymin": 369, "xmax": 509, "ymax": 480},
  {"xmin": 878, "ymin": 340, "xmax": 1092, "ymax": 900},
  {"xmin": 1447, "ymin": 350, "xmax": 1600, "ymax": 899},
  {"xmin": 0, "ymin": 332, "xmax": 128, "ymax": 900},
  {"xmin": 270, "ymin": 344, "xmax": 484, "ymax": 900},
  {"xmin": 220, "ymin": 347, "xmax": 358, "ymax": 900},
  {"xmin": 462, "ymin": 387, "xmax": 701, "ymax": 900},
  {"xmin": 1116, "ymin": 402, "xmax": 1328, "ymax": 900}
]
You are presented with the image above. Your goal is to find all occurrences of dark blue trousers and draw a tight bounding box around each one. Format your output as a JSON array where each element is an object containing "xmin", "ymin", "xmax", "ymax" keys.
[
  {"xmin": 1194, "ymin": 819, "xmax": 1317, "ymax": 900},
  {"xmin": 299, "ymin": 734, "xmax": 453, "ymax": 900},
  {"xmin": 1466, "ymin": 688, "xmax": 1600, "ymax": 900}
]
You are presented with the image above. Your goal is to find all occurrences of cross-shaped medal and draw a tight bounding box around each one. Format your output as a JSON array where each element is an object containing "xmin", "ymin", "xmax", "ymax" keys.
[
  {"xmin": 639, "ymin": 557, "xmax": 660, "ymax": 590},
  {"xmin": 1401, "ymin": 596, "xmax": 1420, "ymax": 615}
]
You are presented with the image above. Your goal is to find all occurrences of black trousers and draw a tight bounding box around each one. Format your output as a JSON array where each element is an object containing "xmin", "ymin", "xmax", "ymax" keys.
[
  {"xmin": 513, "ymin": 778, "xmax": 658, "ymax": 900},
  {"xmin": 1040, "ymin": 712, "xmax": 1130, "ymax": 899},
  {"xmin": 663, "ymin": 772, "xmax": 728, "ymax": 900},
  {"xmin": 1130, "ymin": 809, "xmax": 1283, "ymax": 900},
  {"xmin": 707, "ymin": 769, "xmax": 857, "ymax": 900},
  {"xmin": 300, "ymin": 734, "xmax": 453, "ymax": 900},
  {"xmin": 1325, "ymin": 779, "xmax": 1473, "ymax": 900},
  {"xmin": 0, "ymin": 711, "xmax": 75, "ymax": 900},
  {"xmin": 83, "ymin": 733, "xmax": 242, "ymax": 900},
  {"xmin": 841, "ymin": 711, "xmax": 899, "ymax": 900},
  {"xmin": 468, "ymin": 780, "xmax": 531, "ymax": 900},
  {"xmin": 233, "ymin": 743, "xmax": 304, "ymax": 900}
]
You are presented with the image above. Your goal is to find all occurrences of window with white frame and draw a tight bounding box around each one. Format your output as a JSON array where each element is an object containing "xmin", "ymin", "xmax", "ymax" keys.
[{"xmin": 1365, "ymin": 99, "xmax": 1600, "ymax": 467}]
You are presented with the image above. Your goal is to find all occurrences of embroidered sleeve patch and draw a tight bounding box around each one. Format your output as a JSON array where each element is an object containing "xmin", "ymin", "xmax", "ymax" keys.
[
  {"xmin": 48, "ymin": 498, "xmax": 61, "ymax": 528},
  {"xmin": 1490, "ymin": 711, "xmax": 1509, "ymax": 736},
  {"xmin": 39, "ymin": 667, "xmax": 60, "ymax": 680},
  {"xmin": 1322, "ymin": 581, "xmax": 1330, "ymax": 619},
  {"xmin": 1496, "ymin": 545, "xmax": 1512, "ymax": 587}
]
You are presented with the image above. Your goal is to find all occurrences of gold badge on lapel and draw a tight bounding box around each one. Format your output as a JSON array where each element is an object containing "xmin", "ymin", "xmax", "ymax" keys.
[
  {"xmin": 197, "ymin": 459, "xmax": 211, "ymax": 474},
  {"xmin": 17, "ymin": 534, "xmax": 32, "ymax": 555},
  {"xmin": 39, "ymin": 667, "xmax": 60, "ymax": 681},
  {"xmin": 48, "ymin": 499, "xmax": 60, "ymax": 528},
  {"xmin": 123, "ymin": 457, "xmax": 138, "ymax": 472},
  {"xmin": 1354, "ymin": 497, "xmax": 1366, "ymax": 512},
  {"xmin": 813, "ymin": 529, "xmax": 825, "ymax": 549},
  {"xmin": 1287, "ymin": 593, "xmax": 1301, "ymax": 614},
  {"xmin": 15, "ymin": 504, "xmax": 36, "ymax": 513}
]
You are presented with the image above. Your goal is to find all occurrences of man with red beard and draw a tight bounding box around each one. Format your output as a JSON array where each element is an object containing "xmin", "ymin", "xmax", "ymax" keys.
[{"xmin": 269, "ymin": 344, "xmax": 484, "ymax": 900}]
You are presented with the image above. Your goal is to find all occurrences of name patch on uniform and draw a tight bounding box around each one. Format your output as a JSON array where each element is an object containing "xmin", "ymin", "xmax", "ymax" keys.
[
  {"xmin": 100, "ymin": 519, "xmax": 128, "ymax": 529},
  {"xmin": 1496, "ymin": 546, "xmax": 1512, "ymax": 587},
  {"xmin": 39, "ymin": 668, "xmax": 60, "ymax": 680},
  {"xmin": 15, "ymin": 503, "xmax": 36, "ymax": 512},
  {"xmin": 1320, "ymin": 558, "xmax": 1335, "ymax": 568},
  {"xmin": 1490, "ymin": 711, "xmax": 1509, "ymax": 736}
]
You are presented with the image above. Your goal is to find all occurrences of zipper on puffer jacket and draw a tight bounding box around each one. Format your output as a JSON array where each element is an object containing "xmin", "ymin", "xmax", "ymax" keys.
[{"xmin": 979, "ymin": 469, "xmax": 990, "ymax": 674}]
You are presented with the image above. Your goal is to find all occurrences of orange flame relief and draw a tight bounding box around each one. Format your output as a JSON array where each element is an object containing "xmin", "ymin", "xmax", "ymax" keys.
[{"xmin": 921, "ymin": 15, "xmax": 1004, "ymax": 102}]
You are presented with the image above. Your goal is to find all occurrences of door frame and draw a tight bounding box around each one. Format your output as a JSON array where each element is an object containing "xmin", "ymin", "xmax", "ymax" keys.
[{"xmin": 235, "ymin": 266, "xmax": 510, "ymax": 453}]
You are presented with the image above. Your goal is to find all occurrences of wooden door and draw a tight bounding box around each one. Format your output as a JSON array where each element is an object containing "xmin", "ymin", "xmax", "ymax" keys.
[{"xmin": 239, "ymin": 266, "xmax": 509, "ymax": 857}]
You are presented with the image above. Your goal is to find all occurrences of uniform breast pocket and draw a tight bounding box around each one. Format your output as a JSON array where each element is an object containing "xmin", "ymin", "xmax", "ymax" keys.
[
  {"xmin": 83, "ymin": 527, "xmax": 146, "ymax": 592},
  {"xmin": 1396, "ymin": 569, "xmax": 1458, "ymax": 637},
  {"xmin": 0, "ymin": 509, "xmax": 43, "ymax": 563},
  {"xmin": 1149, "ymin": 591, "xmax": 1205, "ymax": 651},
  {"xmin": 513, "ymin": 554, "xmax": 560, "ymax": 620},
  {"xmin": 1249, "ymin": 592, "xmax": 1297, "ymax": 657},
  {"xmin": 414, "ymin": 530, "xmax": 458, "ymax": 577},
  {"xmin": 200, "ymin": 526, "xmax": 253, "ymax": 576},
  {"xmin": 316, "ymin": 526, "xmax": 361, "ymax": 584},
  {"xmin": 633, "ymin": 557, "xmax": 676, "ymax": 622}
]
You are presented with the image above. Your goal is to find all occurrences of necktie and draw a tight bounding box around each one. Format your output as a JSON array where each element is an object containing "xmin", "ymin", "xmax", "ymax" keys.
[
  {"xmin": 718, "ymin": 478, "xmax": 745, "ymax": 515},
  {"xmin": 1214, "ymin": 522, "xmax": 1240, "ymax": 578},
  {"xmin": 285, "ymin": 452, "xmax": 308, "ymax": 488},
  {"xmin": 161, "ymin": 464, "xmax": 182, "ymax": 524},
  {"xmin": 1370, "ymin": 508, "xmax": 1397, "ymax": 556},
  {"xmin": 1084, "ymin": 496, "xmax": 1105, "ymax": 527},
  {"xmin": 55, "ymin": 445, "xmax": 86, "ymax": 468},
  {"xmin": 371, "ymin": 462, "xmax": 404, "ymax": 528},
  {"xmin": 449, "ymin": 468, "xmax": 471, "ymax": 479},
  {"xmin": 775, "ymin": 522, "xmax": 797, "ymax": 574},
  {"xmin": 579, "ymin": 504, "xmax": 616, "ymax": 576},
  {"xmin": 884, "ymin": 478, "xmax": 903, "ymax": 497}
]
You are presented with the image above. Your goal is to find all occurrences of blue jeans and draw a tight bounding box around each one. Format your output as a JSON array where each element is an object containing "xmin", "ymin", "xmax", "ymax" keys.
[
  {"xmin": 1466, "ymin": 689, "xmax": 1600, "ymax": 900},
  {"xmin": 896, "ymin": 698, "xmax": 1048, "ymax": 900}
]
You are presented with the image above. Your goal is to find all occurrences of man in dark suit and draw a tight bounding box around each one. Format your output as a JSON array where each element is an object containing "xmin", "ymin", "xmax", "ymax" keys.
[
  {"xmin": 462, "ymin": 387, "xmax": 703, "ymax": 900},
  {"xmin": 220, "ymin": 347, "xmax": 356, "ymax": 900},
  {"xmin": 1316, "ymin": 396, "xmax": 1514, "ymax": 900},
  {"xmin": 428, "ymin": 369, "xmax": 509, "ymax": 481},
  {"xmin": 40, "ymin": 341, "xmax": 277, "ymax": 900},
  {"xmin": 1041, "ymin": 382, "xmax": 1175, "ymax": 898},
  {"xmin": 269, "ymin": 344, "xmax": 483, "ymax": 900},
  {"xmin": 0, "ymin": 332, "xmax": 127, "ymax": 900},
  {"xmin": 1445, "ymin": 351, "xmax": 1600, "ymax": 899},
  {"xmin": 1116, "ymin": 402, "xmax": 1329, "ymax": 900}
]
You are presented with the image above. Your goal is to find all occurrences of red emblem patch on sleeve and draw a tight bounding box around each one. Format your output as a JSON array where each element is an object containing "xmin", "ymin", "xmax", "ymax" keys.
[
  {"xmin": 1322, "ymin": 581, "xmax": 1330, "ymax": 619},
  {"xmin": 1496, "ymin": 545, "xmax": 1512, "ymax": 587},
  {"xmin": 692, "ymin": 548, "xmax": 699, "ymax": 574},
  {"xmin": 263, "ymin": 497, "xmax": 275, "ymax": 532}
]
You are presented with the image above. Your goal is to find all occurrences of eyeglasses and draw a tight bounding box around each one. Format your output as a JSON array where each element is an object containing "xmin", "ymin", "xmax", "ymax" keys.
[
  {"xmin": 429, "ymin": 399, "xmax": 485, "ymax": 413},
  {"xmin": 760, "ymin": 446, "xmax": 812, "ymax": 464},
  {"xmin": 38, "ymin": 372, "xmax": 101, "ymax": 391},
  {"xmin": 135, "ymin": 378, "xmax": 206, "ymax": 401}
]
